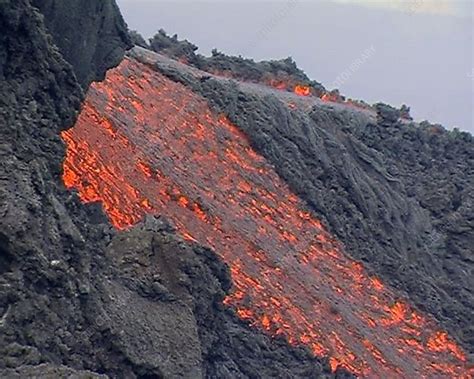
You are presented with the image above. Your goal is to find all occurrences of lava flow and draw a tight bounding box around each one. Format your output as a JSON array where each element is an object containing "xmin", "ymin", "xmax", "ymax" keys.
[
  {"xmin": 62, "ymin": 57, "xmax": 472, "ymax": 378},
  {"xmin": 294, "ymin": 84, "xmax": 311, "ymax": 96}
]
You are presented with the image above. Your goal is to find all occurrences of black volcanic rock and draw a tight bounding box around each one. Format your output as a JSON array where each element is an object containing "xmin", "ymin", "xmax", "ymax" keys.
[
  {"xmin": 375, "ymin": 103, "xmax": 401, "ymax": 125},
  {"xmin": 149, "ymin": 29, "xmax": 201, "ymax": 65},
  {"xmin": 105, "ymin": 216, "xmax": 349, "ymax": 378},
  {"xmin": 130, "ymin": 30, "xmax": 150, "ymax": 49},
  {"xmin": 31, "ymin": 0, "xmax": 132, "ymax": 88},
  {"xmin": 0, "ymin": 364, "xmax": 107, "ymax": 378}
]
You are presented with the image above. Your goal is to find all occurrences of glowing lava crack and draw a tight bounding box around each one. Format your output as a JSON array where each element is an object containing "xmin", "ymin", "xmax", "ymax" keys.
[{"xmin": 62, "ymin": 57, "xmax": 472, "ymax": 377}]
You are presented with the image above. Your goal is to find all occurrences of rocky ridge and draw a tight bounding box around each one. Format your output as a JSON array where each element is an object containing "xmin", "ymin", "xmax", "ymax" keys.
[{"xmin": 137, "ymin": 29, "xmax": 326, "ymax": 96}]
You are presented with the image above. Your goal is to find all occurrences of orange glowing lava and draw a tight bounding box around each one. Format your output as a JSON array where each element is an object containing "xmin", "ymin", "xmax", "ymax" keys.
[
  {"xmin": 294, "ymin": 85, "xmax": 311, "ymax": 96},
  {"xmin": 61, "ymin": 57, "xmax": 472, "ymax": 378}
]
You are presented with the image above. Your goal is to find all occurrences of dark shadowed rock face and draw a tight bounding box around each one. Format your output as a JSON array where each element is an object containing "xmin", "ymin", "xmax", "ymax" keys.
[
  {"xmin": 0, "ymin": 1, "xmax": 350, "ymax": 377},
  {"xmin": 31, "ymin": 0, "xmax": 132, "ymax": 88}
]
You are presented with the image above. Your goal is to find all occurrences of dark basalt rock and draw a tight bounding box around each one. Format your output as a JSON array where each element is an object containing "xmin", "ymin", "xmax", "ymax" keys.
[
  {"xmin": 130, "ymin": 30, "xmax": 150, "ymax": 49},
  {"xmin": 31, "ymin": 0, "xmax": 132, "ymax": 89},
  {"xmin": 0, "ymin": 364, "xmax": 107, "ymax": 378},
  {"xmin": 375, "ymin": 103, "xmax": 401, "ymax": 126},
  {"xmin": 105, "ymin": 216, "xmax": 350, "ymax": 378}
]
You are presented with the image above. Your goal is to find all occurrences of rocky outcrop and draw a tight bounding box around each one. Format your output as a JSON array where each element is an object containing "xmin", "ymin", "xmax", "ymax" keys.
[
  {"xmin": 105, "ymin": 217, "xmax": 349, "ymax": 378},
  {"xmin": 351, "ymin": 120, "xmax": 474, "ymax": 348},
  {"xmin": 0, "ymin": 1, "xmax": 350, "ymax": 377},
  {"xmin": 375, "ymin": 103, "xmax": 401, "ymax": 126},
  {"xmin": 129, "ymin": 30, "xmax": 149, "ymax": 49},
  {"xmin": 31, "ymin": 0, "xmax": 132, "ymax": 88},
  {"xmin": 0, "ymin": 0, "xmax": 101, "ymax": 372},
  {"xmin": 138, "ymin": 29, "xmax": 326, "ymax": 96}
]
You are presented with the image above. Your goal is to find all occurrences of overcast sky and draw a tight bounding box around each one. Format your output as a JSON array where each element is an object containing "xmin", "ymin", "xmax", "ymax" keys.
[{"xmin": 117, "ymin": 0, "xmax": 473, "ymax": 132}]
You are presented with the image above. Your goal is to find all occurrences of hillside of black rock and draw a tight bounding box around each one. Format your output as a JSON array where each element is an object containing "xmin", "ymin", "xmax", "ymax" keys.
[
  {"xmin": 0, "ymin": 1, "xmax": 353, "ymax": 378},
  {"xmin": 57, "ymin": 42, "xmax": 472, "ymax": 376}
]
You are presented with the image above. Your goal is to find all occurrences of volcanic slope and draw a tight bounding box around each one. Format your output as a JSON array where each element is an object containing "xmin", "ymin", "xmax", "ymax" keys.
[
  {"xmin": 132, "ymin": 47, "xmax": 474, "ymax": 356},
  {"xmin": 62, "ymin": 49, "xmax": 473, "ymax": 377}
]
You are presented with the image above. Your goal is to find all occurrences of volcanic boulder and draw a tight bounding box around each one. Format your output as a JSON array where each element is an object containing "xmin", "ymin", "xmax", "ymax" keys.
[{"xmin": 31, "ymin": 0, "xmax": 132, "ymax": 88}]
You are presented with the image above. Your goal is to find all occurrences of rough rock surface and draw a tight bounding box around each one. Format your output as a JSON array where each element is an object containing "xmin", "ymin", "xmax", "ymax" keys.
[
  {"xmin": 140, "ymin": 29, "xmax": 326, "ymax": 96},
  {"xmin": 181, "ymin": 74, "xmax": 474, "ymax": 354},
  {"xmin": 0, "ymin": 1, "xmax": 350, "ymax": 378},
  {"xmin": 0, "ymin": 364, "xmax": 107, "ymax": 378},
  {"xmin": 106, "ymin": 217, "xmax": 350, "ymax": 379},
  {"xmin": 131, "ymin": 48, "xmax": 473, "ymax": 354},
  {"xmin": 31, "ymin": 0, "xmax": 132, "ymax": 88}
]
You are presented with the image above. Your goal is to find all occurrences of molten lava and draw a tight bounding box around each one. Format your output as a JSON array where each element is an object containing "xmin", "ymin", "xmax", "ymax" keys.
[
  {"xmin": 294, "ymin": 85, "xmax": 311, "ymax": 96},
  {"xmin": 62, "ymin": 57, "xmax": 472, "ymax": 378}
]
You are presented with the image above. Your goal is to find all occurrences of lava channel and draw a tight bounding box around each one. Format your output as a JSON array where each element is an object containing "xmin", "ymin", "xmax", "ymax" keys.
[{"xmin": 61, "ymin": 57, "xmax": 472, "ymax": 378}]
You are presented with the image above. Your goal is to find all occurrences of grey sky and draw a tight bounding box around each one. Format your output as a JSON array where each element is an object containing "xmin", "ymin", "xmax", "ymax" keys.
[{"xmin": 117, "ymin": 0, "xmax": 473, "ymax": 132}]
